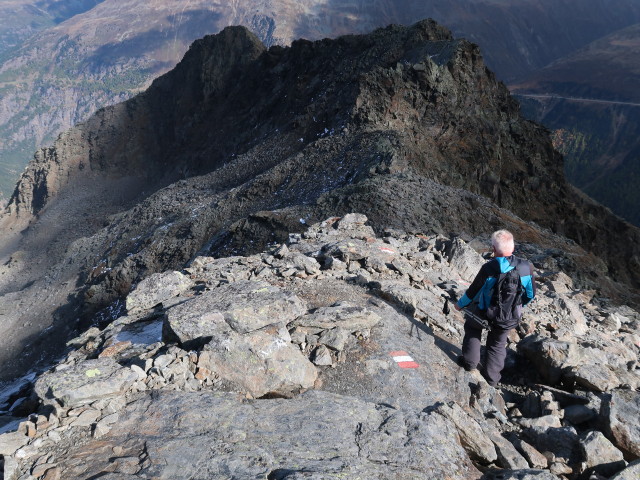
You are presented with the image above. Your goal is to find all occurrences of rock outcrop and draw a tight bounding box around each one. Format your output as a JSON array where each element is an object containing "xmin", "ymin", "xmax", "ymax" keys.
[{"xmin": 0, "ymin": 215, "xmax": 638, "ymax": 479}]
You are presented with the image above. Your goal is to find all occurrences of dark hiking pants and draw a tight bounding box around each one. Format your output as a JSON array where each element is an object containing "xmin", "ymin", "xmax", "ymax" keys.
[{"xmin": 461, "ymin": 319, "xmax": 510, "ymax": 386}]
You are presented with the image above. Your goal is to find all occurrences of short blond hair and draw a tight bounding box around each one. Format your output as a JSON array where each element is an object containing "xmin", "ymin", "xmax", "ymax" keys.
[{"xmin": 491, "ymin": 229, "xmax": 514, "ymax": 256}]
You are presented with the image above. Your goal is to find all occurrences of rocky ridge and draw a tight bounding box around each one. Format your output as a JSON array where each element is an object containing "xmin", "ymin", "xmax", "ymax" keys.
[
  {"xmin": 1, "ymin": 20, "xmax": 640, "ymax": 387},
  {"xmin": 0, "ymin": 214, "xmax": 639, "ymax": 479}
]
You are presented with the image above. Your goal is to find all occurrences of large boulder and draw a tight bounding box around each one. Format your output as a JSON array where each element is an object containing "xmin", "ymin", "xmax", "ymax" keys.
[
  {"xmin": 199, "ymin": 322, "xmax": 317, "ymax": 398},
  {"xmin": 602, "ymin": 389, "xmax": 640, "ymax": 459},
  {"xmin": 163, "ymin": 281, "xmax": 307, "ymax": 348},
  {"xmin": 579, "ymin": 430, "xmax": 626, "ymax": 477},
  {"xmin": 34, "ymin": 358, "xmax": 138, "ymax": 407}
]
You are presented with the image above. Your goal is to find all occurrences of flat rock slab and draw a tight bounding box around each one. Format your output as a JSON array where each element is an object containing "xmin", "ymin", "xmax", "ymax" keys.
[
  {"xmin": 164, "ymin": 281, "xmax": 307, "ymax": 348},
  {"xmin": 126, "ymin": 271, "xmax": 192, "ymax": 311},
  {"xmin": 291, "ymin": 301, "xmax": 381, "ymax": 333},
  {"xmin": 52, "ymin": 390, "xmax": 480, "ymax": 479},
  {"xmin": 34, "ymin": 358, "xmax": 138, "ymax": 407},
  {"xmin": 200, "ymin": 322, "xmax": 317, "ymax": 397}
]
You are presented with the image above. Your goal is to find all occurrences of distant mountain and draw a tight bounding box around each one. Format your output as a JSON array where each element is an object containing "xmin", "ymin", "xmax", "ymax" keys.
[
  {"xmin": 2, "ymin": 0, "xmax": 640, "ymax": 201},
  {"xmin": 513, "ymin": 23, "xmax": 640, "ymax": 225},
  {"xmin": 0, "ymin": 0, "xmax": 104, "ymax": 55}
]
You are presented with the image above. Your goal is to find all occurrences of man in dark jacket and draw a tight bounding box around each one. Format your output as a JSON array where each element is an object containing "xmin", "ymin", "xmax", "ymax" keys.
[{"xmin": 454, "ymin": 229, "xmax": 535, "ymax": 386}]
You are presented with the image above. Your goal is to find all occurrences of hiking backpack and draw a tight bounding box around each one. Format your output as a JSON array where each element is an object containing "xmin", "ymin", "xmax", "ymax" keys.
[{"xmin": 485, "ymin": 264, "xmax": 524, "ymax": 329}]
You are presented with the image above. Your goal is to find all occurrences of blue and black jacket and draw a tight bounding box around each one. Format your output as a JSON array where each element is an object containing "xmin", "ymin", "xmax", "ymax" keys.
[{"xmin": 456, "ymin": 255, "xmax": 536, "ymax": 313}]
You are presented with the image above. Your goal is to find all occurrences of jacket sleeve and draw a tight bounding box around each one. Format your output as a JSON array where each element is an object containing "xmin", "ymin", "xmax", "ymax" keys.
[
  {"xmin": 521, "ymin": 261, "xmax": 536, "ymax": 305},
  {"xmin": 457, "ymin": 262, "xmax": 493, "ymax": 308}
]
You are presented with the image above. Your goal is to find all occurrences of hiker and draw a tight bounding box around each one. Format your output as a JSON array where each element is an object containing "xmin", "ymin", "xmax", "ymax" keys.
[{"xmin": 454, "ymin": 229, "xmax": 536, "ymax": 386}]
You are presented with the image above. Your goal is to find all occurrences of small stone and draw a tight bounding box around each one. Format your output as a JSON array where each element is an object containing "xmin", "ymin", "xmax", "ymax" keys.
[
  {"xmin": 47, "ymin": 431, "xmax": 62, "ymax": 443},
  {"xmin": 92, "ymin": 421, "xmax": 112, "ymax": 438},
  {"xmin": 42, "ymin": 467, "xmax": 61, "ymax": 480},
  {"xmin": 549, "ymin": 461, "xmax": 572, "ymax": 475},
  {"xmin": 70, "ymin": 408, "xmax": 100, "ymax": 427},
  {"xmin": 130, "ymin": 364, "xmax": 147, "ymax": 380},
  {"xmin": 31, "ymin": 463, "xmax": 57, "ymax": 478},
  {"xmin": 312, "ymin": 345, "xmax": 334, "ymax": 366},
  {"xmin": 318, "ymin": 327, "xmax": 350, "ymax": 352},
  {"xmin": 98, "ymin": 341, "xmax": 132, "ymax": 358}
]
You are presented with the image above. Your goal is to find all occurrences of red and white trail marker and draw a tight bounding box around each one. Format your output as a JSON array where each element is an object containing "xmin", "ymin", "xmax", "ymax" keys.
[{"xmin": 390, "ymin": 351, "xmax": 419, "ymax": 369}]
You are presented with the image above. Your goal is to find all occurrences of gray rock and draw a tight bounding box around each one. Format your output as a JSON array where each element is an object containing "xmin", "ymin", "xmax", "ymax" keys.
[
  {"xmin": 435, "ymin": 402, "xmax": 498, "ymax": 463},
  {"xmin": 311, "ymin": 345, "xmax": 334, "ymax": 366},
  {"xmin": 292, "ymin": 302, "xmax": 381, "ymax": 333},
  {"xmin": 566, "ymin": 364, "xmax": 622, "ymax": 392},
  {"xmin": 447, "ymin": 237, "xmax": 486, "ymax": 283},
  {"xmin": 481, "ymin": 470, "xmax": 562, "ymax": 480},
  {"xmin": 0, "ymin": 430, "xmax": 29, "ymax": 456},
  {"xmin": 602, "ymin": 389, "xmax": 640, "ymax": 458},
  {"xmin": 125, "ymin": 271, "xmax": 192, "ymax": 312},
  {"xmin": 610, "ymin": 459, "xmax": 640, "ymax": 480},
  {"xmin": 508, "ymin": 435, "xmax": 549, "ymax": 468},
  {"xmin": 490, "ymin": 432, "xmax": 530, "ymax": 469},
  {"xmin": 318, "ymin": 327, "xmax": 350, "ymax": 351},
  {"xmin": 34, "ymin": 358, "xmax": 138, "ymax": 407},
  {"xmin": 524, "ymin": 426, "xmax": 581, "ymax": 465},
  {"xmin": 580, "ymin": 430, "xmax": 626, "ymax": 478},
  {"xmin": 200, "ymin": 322, "xmax": 317, "ymax": 398},
  {"xmin": 518, "ymin": 335, "xmax": 585, "ymax": 385},
  {"xmin": 3, "ymin": 455, "xmax": 20, "ymax": 480},
  {"xmin": 47, "ymin": 390, "xmax": 480, "ymax": 479},
  {"xmin": 164, "ymin": 281, "xmax": 307, "ymax": 348}
]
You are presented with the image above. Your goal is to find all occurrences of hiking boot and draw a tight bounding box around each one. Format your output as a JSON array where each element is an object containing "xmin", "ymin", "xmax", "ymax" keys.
[{"xmin": 456, "ymin": 355, "xmax": 477, "ymax": 372}]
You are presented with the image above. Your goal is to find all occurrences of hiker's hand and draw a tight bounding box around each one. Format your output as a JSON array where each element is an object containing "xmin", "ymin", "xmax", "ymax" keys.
[{"xmin": 454, "ymin": 304, "xmax": 462, "ymax": 311}]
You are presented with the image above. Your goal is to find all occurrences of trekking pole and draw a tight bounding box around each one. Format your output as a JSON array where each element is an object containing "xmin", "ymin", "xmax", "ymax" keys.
[{"xmin": 442, "ymin": 293, "xmax": 491, "ymax": 329}]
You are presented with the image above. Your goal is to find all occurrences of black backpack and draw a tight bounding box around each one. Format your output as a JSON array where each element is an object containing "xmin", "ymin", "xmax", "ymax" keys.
[{"xmin": 485, "ymin": 264, "xmax": 524, "ymax": 329}]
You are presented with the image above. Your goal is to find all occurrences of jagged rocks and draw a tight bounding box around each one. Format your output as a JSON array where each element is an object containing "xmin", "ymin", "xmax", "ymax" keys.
[
  {"xmin": 602, "ymin": 389, "xmax": 640, "ymax": 459},
  {"xmin": 33, "ymin": 358, "xmax": 138, "ymax": 407},
  {"xmin": 163, "ymin": 280, "xmax": 307, "ymax": 348}
]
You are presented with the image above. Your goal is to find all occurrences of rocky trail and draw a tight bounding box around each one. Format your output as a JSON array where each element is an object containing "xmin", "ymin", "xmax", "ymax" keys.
[{"xmin": 0, "ymin": 214, "xmax": 638, "ymax": 479}]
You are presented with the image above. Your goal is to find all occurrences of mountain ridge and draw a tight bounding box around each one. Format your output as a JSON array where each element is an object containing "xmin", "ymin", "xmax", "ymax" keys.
[{"xmin": 0, "ymin": 19, "xmax": 638, "ymax": 391}]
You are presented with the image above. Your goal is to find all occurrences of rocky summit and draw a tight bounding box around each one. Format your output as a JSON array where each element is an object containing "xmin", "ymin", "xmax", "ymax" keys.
[
  {"xmin": 0, "ymin": 18, "xmax": 640, "ymax": 480},
  {"xmin": 0, "ymin": 214, "xmax": 639, "ymax": 479}
]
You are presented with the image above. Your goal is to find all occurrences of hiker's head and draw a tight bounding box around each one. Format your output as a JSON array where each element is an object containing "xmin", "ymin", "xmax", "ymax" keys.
[{"xmin": 491, "ymin": 229, "xmax": 514, "ymax": 257}]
